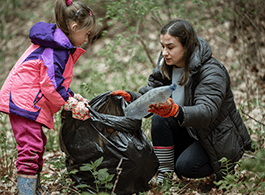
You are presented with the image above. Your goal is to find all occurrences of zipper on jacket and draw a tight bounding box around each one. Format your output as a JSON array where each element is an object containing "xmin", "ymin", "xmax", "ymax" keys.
[{"xmin": 33, "ymin": 90, "xmax": 43, "ymax": 106}]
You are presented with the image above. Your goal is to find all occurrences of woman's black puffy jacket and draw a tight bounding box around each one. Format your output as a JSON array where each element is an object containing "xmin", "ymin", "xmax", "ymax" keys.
[{"xmin": 130, "ymin": 37, "xmax": 252, "ymax": 180}]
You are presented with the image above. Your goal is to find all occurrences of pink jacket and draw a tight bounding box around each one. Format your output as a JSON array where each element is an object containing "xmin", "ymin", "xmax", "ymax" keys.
[{"xmin": 0, "ymin": 22, "xmax": 85, "ymax": 129}]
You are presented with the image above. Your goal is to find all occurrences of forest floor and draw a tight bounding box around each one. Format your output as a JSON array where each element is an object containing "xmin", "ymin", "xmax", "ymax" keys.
[{"xmin": 0, "ymin": 0, "xmax": 265, "ymax": 194}]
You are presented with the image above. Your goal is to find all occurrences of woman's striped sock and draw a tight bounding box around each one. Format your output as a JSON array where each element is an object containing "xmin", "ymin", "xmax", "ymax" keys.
[{"xmin": 153, "ymin": 146, "xmax": 174, "ymax": 184}]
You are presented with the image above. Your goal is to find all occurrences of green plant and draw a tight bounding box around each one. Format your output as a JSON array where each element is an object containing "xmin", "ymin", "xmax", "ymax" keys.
[
  {"xmin": 238, "ymin": 150, "xmax": 265, "ymax": 194},
  {"xmin": 42, "ymin": 155, "xmax": 79, "ymax": 194},
  {"xmin": 214, "ymin": 157, "xmax": 242, "ymax": 193},
  {"xmin": 76, "ymin": 157, "xmax": 115, "ymax": 194},
  {"xmin": 159, "ymin": 172, "xmax": 175, "ymax": 194},
  {"xmin": 149, "ymin": 172, "xmax": 183, "ymax": 195},
  {"xmin": 213, "ymin": 150, "xmax": 265, "ymax": 194},
  {"xmin": 45, "ymin": 111, "xmax": 62, "ymax": 152},
  {"xmin": 239, "ymin": 99, "xmax": 265, "ymax": 151},
  {"xmin": 141, "ymin": 117, "xmax": 152, "ymax": 141},
  {"xmin": 0, "ymin": 114, "xmax": 17, "ymax": 181}
]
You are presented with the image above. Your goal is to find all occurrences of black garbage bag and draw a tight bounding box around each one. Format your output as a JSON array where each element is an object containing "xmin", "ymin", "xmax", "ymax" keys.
[{"xmin": 59, "ymin": 91, "xmax": 159, "ymax": 194}]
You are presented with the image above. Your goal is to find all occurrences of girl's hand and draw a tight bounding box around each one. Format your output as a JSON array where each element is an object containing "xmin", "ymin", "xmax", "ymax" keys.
[
  {"xmin": 110, "ymin": 90, "xmax": 131, "ymax": 102},
  {"xmin": 72, "ymin": 102, "xmax": 90, "ymax": 121},
  {"xmin": 64, "ymin": 97, "xmax": 90, "ymax": 120},
  {"xmin": 64, "ymin": 97, "xmax": 78, "ymax": 111},
  {"xmin": 74, "ymin": 93, "xmax": 89, "ymax": 105},
  {"xmin": 148, "ymin": 98, "xmax": 179, "ymax": 118}
]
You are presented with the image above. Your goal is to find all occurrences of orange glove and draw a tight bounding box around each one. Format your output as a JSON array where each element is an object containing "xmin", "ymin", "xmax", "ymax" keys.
[
  {"xmin": 148, "ymin": 98, "xmax": 179, "ymax": 118},
  {"xmin": 110, "ymin": 90, "xmax": 131, "ymax": 102}
]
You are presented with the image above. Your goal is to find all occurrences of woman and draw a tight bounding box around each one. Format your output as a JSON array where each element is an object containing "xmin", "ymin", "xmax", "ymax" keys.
[{"xmin": 111, "ymin": 19, "xmax": 252, "ymax": 183}]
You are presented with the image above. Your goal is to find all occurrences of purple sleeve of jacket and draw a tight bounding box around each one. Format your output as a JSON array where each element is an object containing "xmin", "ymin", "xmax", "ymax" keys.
[{"xmin": 39, "ymin": 48, "xmax": 73, "ymax": 108}]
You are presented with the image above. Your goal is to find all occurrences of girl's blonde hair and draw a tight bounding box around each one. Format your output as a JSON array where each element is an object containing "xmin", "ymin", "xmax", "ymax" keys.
[{"xmin": 55, "ymin": 0, "xmax": 96, "ymax": 44}]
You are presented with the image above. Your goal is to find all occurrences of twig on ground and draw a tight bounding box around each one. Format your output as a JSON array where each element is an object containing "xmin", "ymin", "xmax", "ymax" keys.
[
  {"xmin": 8, "ymin": 176, "xmax": 17, "ymax": 185},
  {"xmin": 175, "ymin": 181, "xmax": 191, "ymax": 194},
  {"xmin": 243, "ymin": 153, "xmax": 255, "ymax": 159},
  {"xmin": 111, "ymin": 158, "xmax": 123, "ymax": 195},
  {"xmin": 63, "ymin": 186, "xmax": 81, "ymax": 195}
]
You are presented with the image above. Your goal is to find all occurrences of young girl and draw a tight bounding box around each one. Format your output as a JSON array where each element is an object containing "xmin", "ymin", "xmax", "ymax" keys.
[{"xmin": 0, "ymin": 0, "xmax": 95, "ymax": 194}]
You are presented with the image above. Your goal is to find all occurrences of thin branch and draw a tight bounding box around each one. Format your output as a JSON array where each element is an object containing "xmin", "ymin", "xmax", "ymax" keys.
[
  {"xmin": 244, "ymin": 13, "xmax": 261, "ymax": 34},
  {"xmin": 243, "ymin": 153, "xmax": 255, "ymax": 159},
  {"xmin": 175, "ymin": 181, "xmax": 191, "ymax": 194},
  {"xmin": 63, "ymin": 186, "xmax": 81, "ymax": 195},
  {"xmin": 139, "ymin": 39, "xmax": 156, "ymax": 68},
  {"xmin": 151, "ymin": 15, "xmax": 163, "ymax": 31},
  {"xmin": 135, "ymin": 20, "xmax": 155, "ymax": 68},
  {"xmin": 240, "ymin": 108, "xmax": 265, "ymax": 126},
  {"xmin": 111, "ymin": 158, "xmax": 123, "ymax": 195}
]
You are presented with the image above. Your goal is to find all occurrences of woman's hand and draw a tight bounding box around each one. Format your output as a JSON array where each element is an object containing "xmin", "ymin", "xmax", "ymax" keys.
[
  {"xmin": 148, "ymin": 98, "xmax": 179, "ymax": 118},
  {"xmin": 110, "ymin": 90, "xmax": 131, "ymax": 102}
]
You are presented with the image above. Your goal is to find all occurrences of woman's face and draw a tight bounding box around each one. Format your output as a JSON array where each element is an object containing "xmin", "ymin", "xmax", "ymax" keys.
[{"xmin": 160, "ymin": 34, "xmax": 185, "ymax": 68}]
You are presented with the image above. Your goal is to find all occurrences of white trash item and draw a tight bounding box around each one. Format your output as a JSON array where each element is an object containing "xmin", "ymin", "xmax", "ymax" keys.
[{"xmin": 125, "ymin": 83, "xmax": 177, "ymax": 120}]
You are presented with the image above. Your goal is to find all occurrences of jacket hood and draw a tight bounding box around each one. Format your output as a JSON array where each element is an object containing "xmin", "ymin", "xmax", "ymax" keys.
[
  {"xmin": 189, "ymin": 37, "xmax": 212, "ymax": 75},
  {"xmin": 29, "ymin": 22, "xmax": 74, "ymax": 50}
]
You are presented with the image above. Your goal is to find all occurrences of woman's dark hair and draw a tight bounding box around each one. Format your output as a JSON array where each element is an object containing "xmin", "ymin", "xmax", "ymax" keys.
[
  {"xmin": 55, "ymin": 0, "xmax": 96, "ymax": 44},
  {"xmin": 160, "ymin": 19, "xmax": 198, "ymax": 86}
]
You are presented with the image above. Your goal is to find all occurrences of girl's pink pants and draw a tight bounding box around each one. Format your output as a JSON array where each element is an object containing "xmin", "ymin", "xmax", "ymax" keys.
[{"xmin": 9, "ymin": 114, "xmax": 47, "ymax": 175}]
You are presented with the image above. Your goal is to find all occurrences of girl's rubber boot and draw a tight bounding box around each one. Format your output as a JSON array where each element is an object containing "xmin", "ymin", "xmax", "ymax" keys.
[
  {"xmin": 17, "ymin": 174, "xmax": 37, "ymax": 195},
  {"xmin": 153, "ymin": 146, "xmax": 175, "ymax": 184}
]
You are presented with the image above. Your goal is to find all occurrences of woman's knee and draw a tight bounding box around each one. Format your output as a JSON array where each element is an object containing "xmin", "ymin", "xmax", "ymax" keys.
[
  {"xmin": 175, "ymin": 161, "xmax": 213, "ymax": 178},
  {"xmin": 175, "ymin": 158, "xmax": 191, "ymax": 177},
  {"xmin": 175, "ymin": 142, "xmax": 214, "ymax": 178}
]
